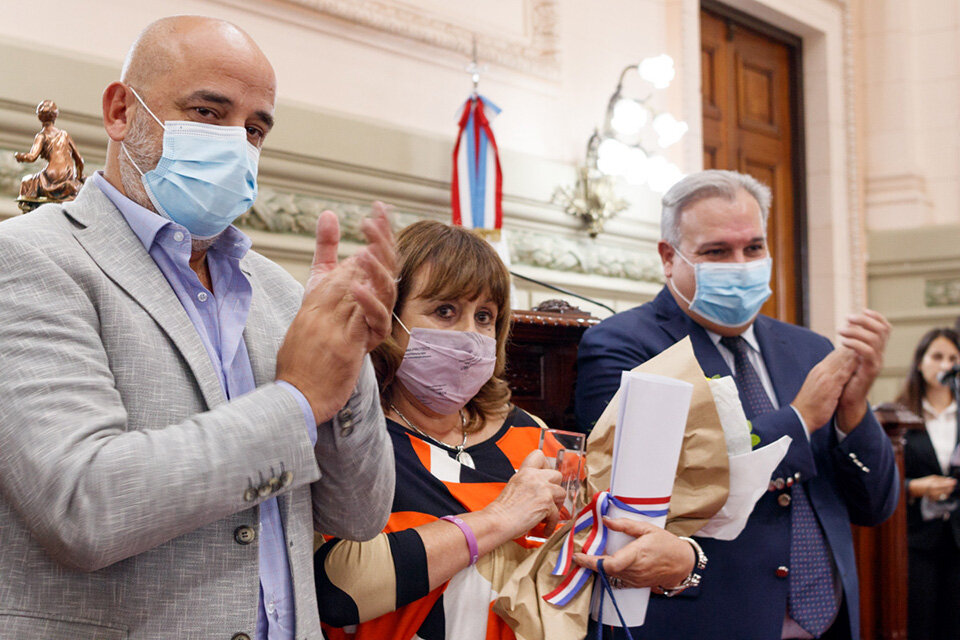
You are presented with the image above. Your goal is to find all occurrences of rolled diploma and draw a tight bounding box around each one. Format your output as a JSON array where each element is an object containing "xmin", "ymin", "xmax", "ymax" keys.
[{"xmin": 592, "ymin": 370, "xmax": 693, "ymax": 627}]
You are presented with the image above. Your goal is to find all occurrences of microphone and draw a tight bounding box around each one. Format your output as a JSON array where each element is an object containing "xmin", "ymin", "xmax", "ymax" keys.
[
  {"xmin": 938, "ymin": 365, "xmax": 960, "ymax": 386},
  {"xmin": 509, "ymin": 270, "xmax": 616, "ymax": 315}
]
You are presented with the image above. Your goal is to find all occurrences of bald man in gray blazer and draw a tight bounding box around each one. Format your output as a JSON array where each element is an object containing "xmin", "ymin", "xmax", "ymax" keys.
[{"xmin": 0, "ymin": 16, "xmax": 395, "ymax": 640}]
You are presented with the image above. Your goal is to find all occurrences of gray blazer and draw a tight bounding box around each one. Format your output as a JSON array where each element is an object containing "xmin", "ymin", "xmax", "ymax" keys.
[{"xmin": 0, "ymin": 181, "xmax": 395, "ymax": 639}]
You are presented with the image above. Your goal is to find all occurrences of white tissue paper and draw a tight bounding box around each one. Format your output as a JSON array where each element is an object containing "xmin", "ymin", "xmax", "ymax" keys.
[{"xmin": 694, "ymin": 376, "xmax": 791, "ymax": 541}]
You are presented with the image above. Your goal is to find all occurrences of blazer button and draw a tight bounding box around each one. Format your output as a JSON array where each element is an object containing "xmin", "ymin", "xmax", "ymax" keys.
[
  {"xmin": 232, "ymin": 634, "xmax": 251, "ymax": 640},
  {"xmin": 338, "ymin": 408, "xmax": 353, "ymax": 424},
  {"xmin": 243, "ymin": 487, "xmax": 258, "ymax": 502},
  {"xmin": 774, "ymin": 478, "xmax": 785, "ymax": 490},
  {"xmin": 234, "ymin": 525, "xmax": 256, "ymax": 545},
  {"xmin": 778, "ymin": 493, "xmax": 792, "ymax": 507},
  {"xmin": 280, "ymin": 471, "xmax": 294, "ymax": 487},
  {"xmin": 776, "ymin": 566, "xmax": 789, "ymax": 578},
  {"xmin": 258, "ymin": 482, "xmax": 272, "ymax": 498},
  {"xmin": 340, "ymin": 425, "xmax": 354, "ymax": 437},
  {"xmin": 267, "ymin": 476, "xmax": 281, "ymax": 493}
]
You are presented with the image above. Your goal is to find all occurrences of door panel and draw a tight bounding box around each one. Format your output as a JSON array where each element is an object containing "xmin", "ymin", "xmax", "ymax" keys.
[{"xmin": 701, "ymin": 6, "xmax": 803, "ymax": 324}]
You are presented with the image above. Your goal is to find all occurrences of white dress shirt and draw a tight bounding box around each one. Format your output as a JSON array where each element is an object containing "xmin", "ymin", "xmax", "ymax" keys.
[{"xmin": 922, "ymin": 399, "xmax": 958, "ymax": 474}]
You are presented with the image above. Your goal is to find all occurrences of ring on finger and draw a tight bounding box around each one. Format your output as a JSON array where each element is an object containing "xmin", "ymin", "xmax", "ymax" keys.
[{"xmin": 938, "ymin": 493, "xmax": 949, "ymax": 501}]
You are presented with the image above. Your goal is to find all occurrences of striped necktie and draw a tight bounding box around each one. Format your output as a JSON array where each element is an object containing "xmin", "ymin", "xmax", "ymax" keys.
[{"xmin": 720, "ymin": 335, "xmax": 839, "ymax": 637}]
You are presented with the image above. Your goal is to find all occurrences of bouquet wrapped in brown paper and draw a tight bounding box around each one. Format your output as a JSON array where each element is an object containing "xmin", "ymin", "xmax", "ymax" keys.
[{"xmin": 494, "ymin": 337, "xmax": 730, "ymax": 640}]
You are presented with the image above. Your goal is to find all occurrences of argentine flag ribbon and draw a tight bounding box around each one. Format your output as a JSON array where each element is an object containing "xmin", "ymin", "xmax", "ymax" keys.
[
  {"xmin": 542, "ymin": 491, "xmax": 671, "ymax": 607},
  {"xmin": 451, "ymin": 94, "xmax": 502, "ymax": 233}
]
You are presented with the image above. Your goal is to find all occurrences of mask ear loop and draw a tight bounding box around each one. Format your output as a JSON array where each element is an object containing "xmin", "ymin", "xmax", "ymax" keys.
[
  {"xmin": 120, "ymin": 143, "xmax": 145, "ymax": 177},
  {"xmin": 392, "ymin": 313, "xmax": 411, "ymax": 336},
  {"xmin": 668, "ymin": 245, "xmax": 696, "ymax": 307},
  {"xmin": 127, "ymin": 86, "xmax": 165, "ymax": 129},
  {"xmin": 120, "ymin": 86, "xmax": 166, "ymax": 177}
]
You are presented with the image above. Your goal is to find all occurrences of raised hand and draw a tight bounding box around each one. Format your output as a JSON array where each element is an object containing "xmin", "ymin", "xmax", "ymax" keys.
[
  {"xmin": 571, "ymin": 518, "xmax": 695, "ymax": 589},
  {"xmin": 276, "ymin": 203, "xmax": 398, "ymax": 424},
  {"xmin": 790, "ymin": 347, "xmax": 858, "ymax": 432},
  {"xmin": 836, "ymin": 309, "xmax": 892, "ymax": 431}
]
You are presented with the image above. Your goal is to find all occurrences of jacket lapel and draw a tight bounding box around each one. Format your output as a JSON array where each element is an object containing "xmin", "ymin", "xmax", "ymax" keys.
[
  {"xmin": 242, "ymin": 265, "xmax": 280, "ymax": 388},
  {"xmin": 753, "ymin": 315, "xmax": 803, "ymax": 408},
  {"xmin": 65, "ymin": 182, "xmax": 225, "ymax": 409},
  {"xmin": 910, "ymin": 428, "xmax": 942, "ymax": 474},
  {"xmin": 653, "ymin": 288, "xmax": 731, "ymax": 378}
]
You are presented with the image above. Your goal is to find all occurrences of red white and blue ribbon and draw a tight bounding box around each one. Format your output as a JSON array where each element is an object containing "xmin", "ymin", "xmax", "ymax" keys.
[
  {"xmin": 542, "ymin": 491, "xmax": 671, "ymax": 607},
  {"xmin": 451, "ymin": 94, "xmax": 502, "ymax": 232}
]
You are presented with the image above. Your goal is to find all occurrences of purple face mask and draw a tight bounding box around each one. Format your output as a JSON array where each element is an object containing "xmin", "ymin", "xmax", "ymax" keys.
[{"xmin": 394, "ymin": 317, "xmax": 497, "ymax": 415}]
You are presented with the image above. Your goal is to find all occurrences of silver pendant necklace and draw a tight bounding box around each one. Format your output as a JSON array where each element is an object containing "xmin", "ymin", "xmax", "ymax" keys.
[{"xmin": 390, "ymin": 404, "xmax": 474, "ymax": 468}]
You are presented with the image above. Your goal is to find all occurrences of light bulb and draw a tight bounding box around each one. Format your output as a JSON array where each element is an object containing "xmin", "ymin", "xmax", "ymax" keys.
[
  {"xmin": 610, "ymin": 99, "xmax": 648, "ymax": 136},
  {"xmin": 623, "ymin": 147, "xmax": 649, "ymax": 185},
  {"xmin": 638, "ymin": 54, "xmax": 676, "ymax": 89},
  {"xmin": 647, "ymin": 160, "xmax": 684, "ymax": 194},
  {"xmin": 653, "ymin": 113, "xmax": 689, "ymax": 148},
  {"xmin": 596, "ymin": 138, "xmax": 630, "ymax": 176}
]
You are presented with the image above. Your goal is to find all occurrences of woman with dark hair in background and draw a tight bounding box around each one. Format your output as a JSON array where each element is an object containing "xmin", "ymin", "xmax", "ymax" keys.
[{"xmin": 896, "ymin": 327, "xmax": 960, "ymax": 640}]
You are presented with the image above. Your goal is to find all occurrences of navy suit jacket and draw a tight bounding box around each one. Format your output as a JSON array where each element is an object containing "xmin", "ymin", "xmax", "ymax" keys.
[{"xmin": 575, "ymin": 287, "xmax": 899, "ymax": 640}]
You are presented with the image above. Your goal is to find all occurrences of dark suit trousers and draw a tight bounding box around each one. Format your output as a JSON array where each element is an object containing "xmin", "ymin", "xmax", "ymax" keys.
[{"xmin": 908, "ymin": 521, "xmax": 960, "ymax": 640}]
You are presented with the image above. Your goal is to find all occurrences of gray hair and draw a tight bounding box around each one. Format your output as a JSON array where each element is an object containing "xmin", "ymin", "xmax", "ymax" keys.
[{"xmin": 660, "ymin": 170, "xmax": 772, "ymax": 246}]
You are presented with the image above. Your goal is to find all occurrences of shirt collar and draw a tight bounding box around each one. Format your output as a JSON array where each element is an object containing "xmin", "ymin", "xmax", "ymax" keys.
[
  {"xmin": 92, "ymin": 171, "xmax": 251, "ymax": 260},
  {"xmin": 922, "ymin": 398, "xmax": 957, "ymax": 418},
  {"xmin": 93, "ymin": 171, "xmax": 169, "ymax": 251},
  {"xmin": 707, "ymin": 324, "xmax": 761, "ymax": 353}
]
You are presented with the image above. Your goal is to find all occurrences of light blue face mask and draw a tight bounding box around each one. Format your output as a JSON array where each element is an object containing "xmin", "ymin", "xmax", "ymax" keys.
[
  {"xmin": 671, "ymin": 248, "xmax": 773, "ymax": 327},
  {"xmin": 121, "ymin": 87, "xmax": 259, "ymax": 239}
]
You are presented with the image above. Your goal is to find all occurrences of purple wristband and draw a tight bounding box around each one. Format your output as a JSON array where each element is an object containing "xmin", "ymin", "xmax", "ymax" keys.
[{"xmin": 440, "ymin": 515, "xmax": 479, "ymax": 566}]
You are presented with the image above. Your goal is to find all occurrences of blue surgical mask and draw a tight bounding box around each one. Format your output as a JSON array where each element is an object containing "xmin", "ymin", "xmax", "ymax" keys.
[
  {"xmin": 121, "ymin": 87, "xmax": 259, "ymax": 239},
  {"xmin": 670, "ymin": 248, "xmax": 772, "ymax": 327}
]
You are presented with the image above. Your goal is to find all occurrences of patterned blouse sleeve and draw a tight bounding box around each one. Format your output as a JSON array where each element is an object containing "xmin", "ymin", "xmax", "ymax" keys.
[{"xmin": 315, "ymin": 528, "xmax": 429, "ymax": 627}]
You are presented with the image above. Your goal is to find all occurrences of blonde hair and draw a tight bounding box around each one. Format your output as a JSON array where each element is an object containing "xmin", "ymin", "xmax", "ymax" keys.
[{"xmin": 372, "ymin": 220, "xmax": 512, "ymax": 431}]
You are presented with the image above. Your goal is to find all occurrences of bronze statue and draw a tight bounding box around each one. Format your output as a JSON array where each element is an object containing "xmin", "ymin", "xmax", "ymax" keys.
[{"xmin": 15, "ymin": 100, "xmax": 85, "ymax": 212}]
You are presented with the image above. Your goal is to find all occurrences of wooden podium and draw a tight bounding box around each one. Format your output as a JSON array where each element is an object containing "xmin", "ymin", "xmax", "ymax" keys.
[
  {"xmin": 505, "ymin": 301, "xmax": 599, "ymax": 432},
  {"xmin": 853, "ymin": 402, "xmax": 923, "ymax": 640}
]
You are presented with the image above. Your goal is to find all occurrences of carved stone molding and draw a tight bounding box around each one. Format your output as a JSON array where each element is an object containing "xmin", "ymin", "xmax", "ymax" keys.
[
  {"xmin": 219, "ymin": 0, "xmax": 560, "ymax": 80},
  {"xmin": 243, "ymin": 184, "xmax": 663, "ymax": 283},
  {"xmin": 0, "ymin": 150, "xmax": 663, "ymax": 285}
]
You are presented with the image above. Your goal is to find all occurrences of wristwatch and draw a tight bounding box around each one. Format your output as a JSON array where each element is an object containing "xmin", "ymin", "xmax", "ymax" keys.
[{"xmin": 660, "ymin": 536, "xmax": 708, "ymax": 597}]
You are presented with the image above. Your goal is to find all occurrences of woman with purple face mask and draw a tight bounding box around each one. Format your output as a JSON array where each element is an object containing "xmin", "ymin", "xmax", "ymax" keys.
[{"xmin": 315, "ymin": 221, "xmax": 696, "ymax": 640}]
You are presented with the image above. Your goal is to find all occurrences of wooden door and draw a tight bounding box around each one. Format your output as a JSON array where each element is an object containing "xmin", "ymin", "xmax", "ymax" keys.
[{"xmin": 701, "ymin": 4, "xmax": 805, "ymax": 325}]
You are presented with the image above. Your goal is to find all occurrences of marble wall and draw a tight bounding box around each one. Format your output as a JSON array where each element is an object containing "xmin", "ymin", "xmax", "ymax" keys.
[{"xmin": 3, "ymin": 0, "xmax": 958, "ymax": 403}]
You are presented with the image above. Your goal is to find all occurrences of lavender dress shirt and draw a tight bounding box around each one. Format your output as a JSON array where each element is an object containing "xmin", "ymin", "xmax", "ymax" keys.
[{"xmin": 93, "ymin": 173, "xmax": 316, "ymax": 640}]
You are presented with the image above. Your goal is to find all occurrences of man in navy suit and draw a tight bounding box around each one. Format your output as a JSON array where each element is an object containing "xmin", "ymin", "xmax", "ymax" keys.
[{"xmin": 575, "ymin": 170, "xmax": 899, "ymax": 639}]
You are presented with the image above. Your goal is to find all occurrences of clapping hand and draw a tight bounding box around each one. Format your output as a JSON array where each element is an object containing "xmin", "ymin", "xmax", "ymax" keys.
[
  {"xmin": 836, "ymin": 310, "xmax": 892, "ymax": 431},
  {"xmin": 790, "ymin": 348, "xmax": 858, "ymax": 432},
  {"xmin": 276, "ymin": 202, "xmax": 397, "ymax": 424}
]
